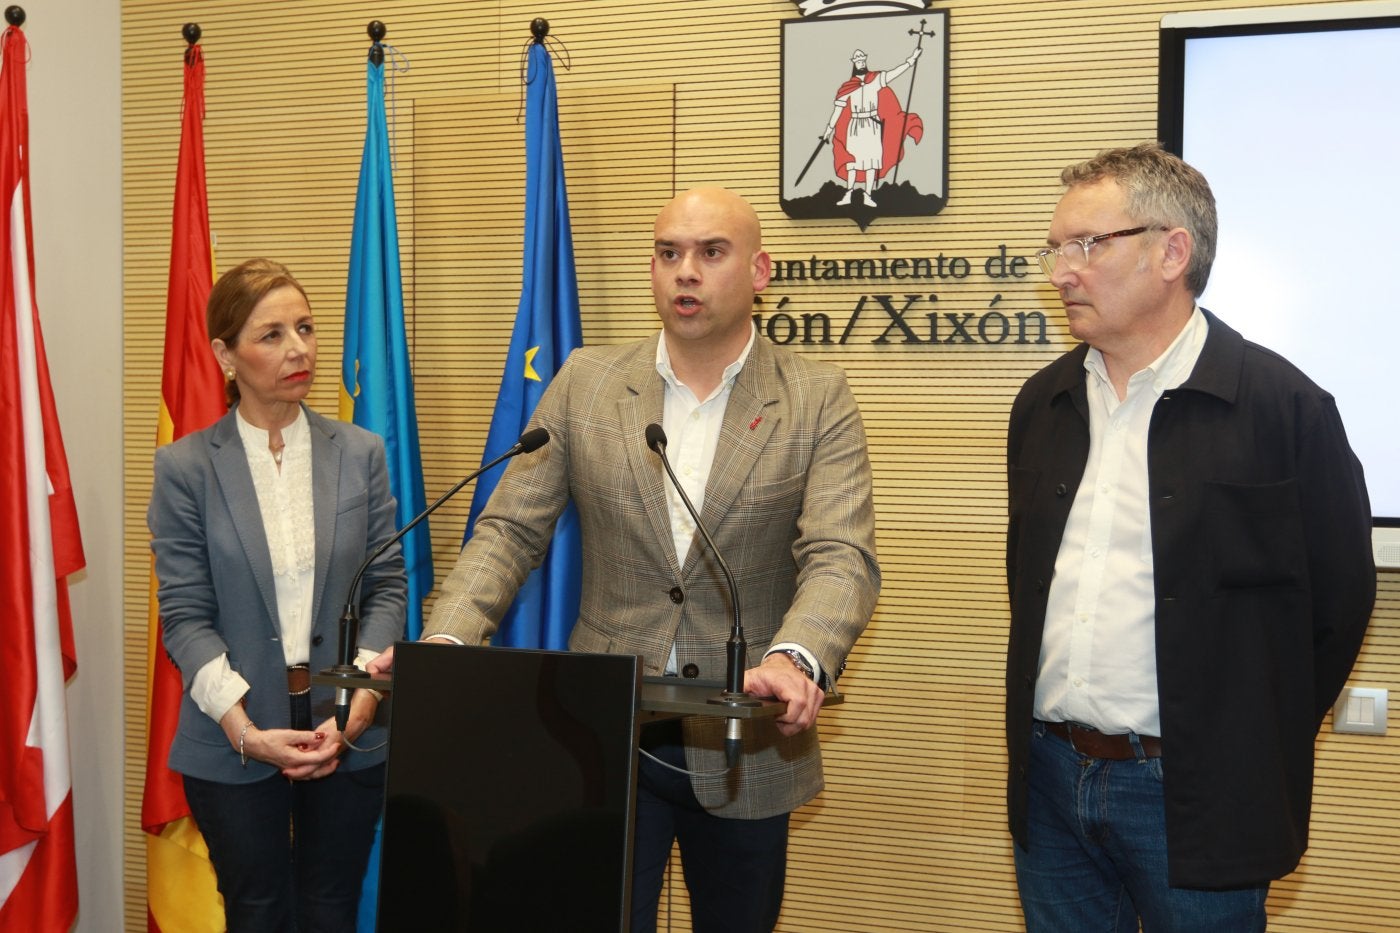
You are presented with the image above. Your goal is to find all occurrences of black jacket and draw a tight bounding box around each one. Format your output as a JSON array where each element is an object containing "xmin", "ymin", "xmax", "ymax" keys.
[{"xmin": 1005, "ymin": 310, "xmax": 1375, "ymax": 888}]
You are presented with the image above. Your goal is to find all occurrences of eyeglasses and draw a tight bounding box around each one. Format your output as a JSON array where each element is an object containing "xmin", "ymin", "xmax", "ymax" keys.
[{"xmin": 1035, "ymin": 226, "xmax": 1168, "ymax": 277}]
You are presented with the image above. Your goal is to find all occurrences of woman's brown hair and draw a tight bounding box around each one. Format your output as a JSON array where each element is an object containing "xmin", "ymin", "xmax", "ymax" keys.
[{"xmin": 207, "ymin": 258, "xmax": 309, "ymax": 407}]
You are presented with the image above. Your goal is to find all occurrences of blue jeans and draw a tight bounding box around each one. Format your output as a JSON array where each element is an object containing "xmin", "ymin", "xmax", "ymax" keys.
[{"xmin": 1015, "ymin": 721, "xmax": 1269, "ymax": 933}]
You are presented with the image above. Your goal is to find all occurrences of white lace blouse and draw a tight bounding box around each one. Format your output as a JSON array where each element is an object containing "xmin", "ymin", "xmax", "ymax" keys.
[{"xmin": 189, "ymin": 408, "xmax": 315, "ymax": 723}]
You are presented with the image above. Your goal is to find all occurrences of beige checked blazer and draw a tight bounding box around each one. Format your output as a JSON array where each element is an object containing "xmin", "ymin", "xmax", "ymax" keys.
[{"xmin": 427, "ymin": 334, "xmax": 880, "ymax": 818}]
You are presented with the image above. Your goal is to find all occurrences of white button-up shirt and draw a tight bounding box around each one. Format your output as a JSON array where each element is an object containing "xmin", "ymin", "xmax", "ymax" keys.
[
  {"xmin": 1033, "ymin": 308, "xmax": 1207, "ymax": 736},
  {"xmin": 654, "ymin": 330, "xmax": 820, "ymax": 682}
]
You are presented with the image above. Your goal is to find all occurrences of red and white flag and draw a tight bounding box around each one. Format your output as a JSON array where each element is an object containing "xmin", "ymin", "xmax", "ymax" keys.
[{"xmin": 0, "ymin": 22, "xmax": 85, "ymax": 933}]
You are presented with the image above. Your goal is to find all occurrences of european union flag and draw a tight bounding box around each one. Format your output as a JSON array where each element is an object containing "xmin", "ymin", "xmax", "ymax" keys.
[{"xmin": 465, "ymin": 40, "xmax": 583, "ymax": 650}]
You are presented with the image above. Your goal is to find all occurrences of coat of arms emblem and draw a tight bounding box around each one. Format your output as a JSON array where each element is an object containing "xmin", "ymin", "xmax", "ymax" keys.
[{"xmin": 780, "ymin": 1, "xmax": 949, "ymax": 228}]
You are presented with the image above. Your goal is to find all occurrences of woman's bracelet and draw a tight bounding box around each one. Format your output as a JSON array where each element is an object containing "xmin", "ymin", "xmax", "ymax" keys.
[{"xmin": 238, "ymin": 720, "xmax": 254, "ymax": 768}]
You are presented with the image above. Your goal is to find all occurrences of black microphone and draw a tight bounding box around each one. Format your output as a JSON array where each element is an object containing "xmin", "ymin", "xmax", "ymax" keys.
[
  {"xmin": 326, "ymin": 427, "xmax": 551, "ymax": 731},
  {"xmin": 645, "ymin": 423, "xmax": 759, "ymax": 768}
]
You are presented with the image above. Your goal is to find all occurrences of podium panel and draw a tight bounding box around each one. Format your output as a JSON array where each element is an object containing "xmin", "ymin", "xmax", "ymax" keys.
[{"xmin": 379, "ymin": 643, "xmax": 640, "ymax": 932}]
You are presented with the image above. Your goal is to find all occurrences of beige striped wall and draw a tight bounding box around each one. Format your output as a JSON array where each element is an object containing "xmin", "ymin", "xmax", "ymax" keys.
[{"xmin": 121, "ymin": 1, "xmax": 1400, "ymax": 930}]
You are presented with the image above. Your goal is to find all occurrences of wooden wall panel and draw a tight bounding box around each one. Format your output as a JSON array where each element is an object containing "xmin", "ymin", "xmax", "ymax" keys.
[{"xmin": 122, "ymin": 1, "xmax": 1400, "ymax": 930}]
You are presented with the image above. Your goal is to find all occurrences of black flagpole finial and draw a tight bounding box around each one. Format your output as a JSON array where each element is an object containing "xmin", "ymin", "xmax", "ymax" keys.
[
  {"xmin": 368, "ymin": 20, "xmax": 385, "ymax": 65},
  {"xmin": 531, "ymin": 18, "xmax": 549, "ymax": 43},
  {"xmin": 182, "ymin": 23, "xmax": 201, "ymax": 45},
  {"xmin": 5, "ymin": 6, "xmax": 25, "ymax": 27}
]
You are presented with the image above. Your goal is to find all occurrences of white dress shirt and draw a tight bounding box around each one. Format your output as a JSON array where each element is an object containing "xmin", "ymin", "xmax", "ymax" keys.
[
  {"xmin": 1033, "ymin": 308, "xmax": 1207, "ymax": 736},
  {"xmin": 655, "ymin": 330, "xmax": 821, "ymax": 682}
]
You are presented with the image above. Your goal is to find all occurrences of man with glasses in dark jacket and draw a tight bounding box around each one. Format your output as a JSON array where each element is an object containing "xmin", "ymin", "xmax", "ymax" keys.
[{"xmin": 1005, "ymin": 142, "xmax": 1375, "ymax": 932}]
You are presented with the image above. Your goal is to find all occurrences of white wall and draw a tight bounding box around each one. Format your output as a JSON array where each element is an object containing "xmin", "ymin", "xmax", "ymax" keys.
[{"xmin": 23, "ymin": 1, "xmax": 124, "ymax": 929}]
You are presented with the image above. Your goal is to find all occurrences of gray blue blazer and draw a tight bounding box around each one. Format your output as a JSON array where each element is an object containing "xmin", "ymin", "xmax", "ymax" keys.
[{"xmin": 149, "ymin": 405, "xmax": 406, "ymax": 784}]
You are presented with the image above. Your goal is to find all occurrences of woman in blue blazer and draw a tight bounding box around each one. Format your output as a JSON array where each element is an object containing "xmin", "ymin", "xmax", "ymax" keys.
[{"xmin": 148, "ymin": 258, "xmax": 406, "ymax": 932}]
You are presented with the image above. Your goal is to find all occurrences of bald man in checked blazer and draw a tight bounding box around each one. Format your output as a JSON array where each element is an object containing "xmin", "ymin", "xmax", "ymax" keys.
[{"xmin": 373, "ymin": 188, "xmax": 879, "ymax": 932}]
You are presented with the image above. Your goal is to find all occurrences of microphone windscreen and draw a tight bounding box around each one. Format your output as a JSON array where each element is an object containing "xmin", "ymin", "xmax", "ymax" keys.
[
  {"xmin": 645, "ymin": 423, "xmax": 667, "ymax": 452},
  {"xmin": 518, "ymin": 427, "xmax": 550, "ymax": 453}
]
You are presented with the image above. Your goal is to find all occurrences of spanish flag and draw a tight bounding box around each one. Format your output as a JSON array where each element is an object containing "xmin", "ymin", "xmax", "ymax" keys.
[{"xmin": 139, "ymin": 36, "xmax": 225, "ymax": 933}]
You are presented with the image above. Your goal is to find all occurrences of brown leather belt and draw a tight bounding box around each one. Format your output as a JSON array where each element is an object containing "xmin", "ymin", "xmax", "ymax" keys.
[
  {"xmin": 1040, "ymin": 720, "xmax": 1161, "ymax": 760},
  {"xmin": 286, "ymin": 664, "xmax": 311, "ymax": 696}
]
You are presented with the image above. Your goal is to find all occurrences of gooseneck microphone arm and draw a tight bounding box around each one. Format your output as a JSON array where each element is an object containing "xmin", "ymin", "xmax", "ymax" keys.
[
  {"xmin": 645, "ymin": 423, "xmax": 746, "ymax": 696},
  {"xmin": 327, "ymin": 427, "xmax": 551, "ymax": 732},
  {"xmin": 645, "ymin": 423, "xmax": 760, "ymax": 769}
]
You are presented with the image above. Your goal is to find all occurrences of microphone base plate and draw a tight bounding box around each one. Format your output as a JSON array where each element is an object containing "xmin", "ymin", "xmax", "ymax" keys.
[
  {"xmin": 707, "ymin": 691, "xmax": 764, "ymax": 709},
  {"xmin": 320, "ymin": 664, "xmax": 370, "ymax": 681}
]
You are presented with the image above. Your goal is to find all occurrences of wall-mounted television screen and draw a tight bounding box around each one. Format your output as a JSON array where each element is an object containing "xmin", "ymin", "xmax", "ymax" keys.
[{"xmin": 1159, "ymin": 2, "xmax": 1400, "ymax": 569}]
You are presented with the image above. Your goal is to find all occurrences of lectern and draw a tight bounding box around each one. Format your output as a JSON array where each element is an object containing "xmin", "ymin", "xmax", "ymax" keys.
[{"xmin": 371, "ymin": 642, "xmax": 809, "ymax": 932}]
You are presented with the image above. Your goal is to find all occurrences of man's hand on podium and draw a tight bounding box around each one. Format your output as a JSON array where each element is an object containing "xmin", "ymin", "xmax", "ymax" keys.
[
  {"xmin": 366, "ymin": 636, "xmax": 459, "ymax": 676},
  {"xmin": 366, "ymin": 644, "xmax": 395, "ymax": 675},
  {"xmin": 744, "ymin": 653, "xmax": 825, "ymax": 737}
]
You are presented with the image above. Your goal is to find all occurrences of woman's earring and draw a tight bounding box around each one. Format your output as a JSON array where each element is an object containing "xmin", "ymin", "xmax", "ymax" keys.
[{"xmin": 224, "ymin": 368, "xmax": 235, "ymax": 380}]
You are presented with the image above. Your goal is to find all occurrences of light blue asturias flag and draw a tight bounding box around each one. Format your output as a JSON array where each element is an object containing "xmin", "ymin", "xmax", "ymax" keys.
[
  {"xmin": 465, "ymin": 39, "xmax": 583, "ymax": 651},
  {"xmin": 340, "ymin": 50, "xmax": 431, "ymax": 637},
  {"xmin": 342, "ymin": 45, "xmax": 429, "ymax": 933}
]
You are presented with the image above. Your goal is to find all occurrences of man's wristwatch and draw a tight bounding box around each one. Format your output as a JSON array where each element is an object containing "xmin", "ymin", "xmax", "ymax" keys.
[{"xmin": 776, "ymin": 648, "xmax": 816, "ymax": 682}]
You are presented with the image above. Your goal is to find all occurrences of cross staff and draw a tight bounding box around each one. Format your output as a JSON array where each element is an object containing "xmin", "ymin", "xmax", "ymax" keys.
[{"xmin": 891, "ymin": 18, "xmax": 936, "ymax": 186}]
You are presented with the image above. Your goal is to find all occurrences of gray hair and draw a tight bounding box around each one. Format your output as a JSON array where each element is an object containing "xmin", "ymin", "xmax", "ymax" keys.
[{"xmin": 1061, "ymin": 142, "xmax": 1218, "ymax": 296}]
